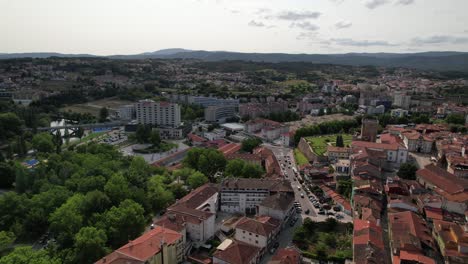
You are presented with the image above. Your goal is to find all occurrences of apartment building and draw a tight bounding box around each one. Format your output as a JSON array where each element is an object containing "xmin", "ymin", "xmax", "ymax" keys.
[
  {"xmin": 205, "ymin": 105, "xmax": 236, "ymax": 123},
  {"xmin": 135, "ymin": 99, "xmax": 181, "ymax": 127}
]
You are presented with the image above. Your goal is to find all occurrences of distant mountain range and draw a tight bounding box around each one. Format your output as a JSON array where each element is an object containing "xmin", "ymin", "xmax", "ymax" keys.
[{"xmin": 2, "ymin": 49, "xmax": 468, "ymax": 72}]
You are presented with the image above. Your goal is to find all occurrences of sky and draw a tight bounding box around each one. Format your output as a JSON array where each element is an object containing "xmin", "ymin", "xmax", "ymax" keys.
[{"xmin": 1, "ymin": 0, "xmax": 468, "ymax": 55}]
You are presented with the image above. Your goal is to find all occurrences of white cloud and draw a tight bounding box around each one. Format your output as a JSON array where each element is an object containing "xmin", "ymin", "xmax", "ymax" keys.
[
  {"xmin": 290, "ymin": 22, "xmax": 320, "ymax": 31},
  {"xmin": 365, "ymin": 0, "xmax": 390, "ymax": 9},
  {"xmin": 335, "ymin": 20, "xmax": 352, "ymax": 29}
]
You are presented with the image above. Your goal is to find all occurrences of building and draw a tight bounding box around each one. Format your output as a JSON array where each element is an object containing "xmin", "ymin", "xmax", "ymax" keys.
[
  {"xmin": 168, "ymin": 94, "xmax": 239, "ymax": 107},
  {"xmin": 416, "ymin": 164, "xmax": 468, "ymax": 215},
  {"xmin": 155, "ymin": 183, "xmax": 219, "ymax": 243},
  {"xmin": 245, "ymin": 119, "xmax": 289, "ymax": 142},
  {"xmin": 95, "ymin": 226, "xmax": 184, "ymax": 264},
  {"xmin": 268, "ymin": 247, "xmax": 301, "ymax": 264},
  {"xmin": 353, "ymin": 219, "xmax": 389, "ymax": 264},
  {"xmin": 361, "ymin": 119, "xmax": 379, "ymax": 142},
  {"xmin": 393, "ymin": 92, "xmax": 411, "ymax": 110},
  {"xmin": 257, "ymin": 192, "xmax": 295, "ymax": 225},
  {"xmin": 327, "ymin": 146, "xmax": 351, "ymax": 163},
  {"xmin": 234, "ymin": 216, "xmax": 281, "ymax": 251},
  {"xmin": 402, "ymin": 131, "xmax": 433, "ymax": 153},
  {"xmin": 220, "ymin": 178, "xmax": 293, "ymax": 214},
  {"xmin": 204, "ymin": 129, "xmax": 226, "ymax": 141},
  {"xmin": 213, "ymin": 239, "xmax": 261, "ymax": 264},
  {"xmin": 135, "ymin": 99, "xmax": 181, "ymax": 127},
  {"xmin": 388, "ymin": 211, "xmax": 436, "ymax": 264},
  {"xmin": 352, "ymin": 140, "xmax": 408, "ymax": 166},
  {"xmin": 391, "ymin": 108, "xmax": 409, "ymax": 118},
  {"xmin": 432, "ymin": 220, "xmax": 468, "ymax": 264},
  {"xmin": 205, "ymin": 105, "xmax": 236, "ymax": 123},
  {"xmin": 118, "ymin": 104, "xmax": 135, "ymax": 120}
]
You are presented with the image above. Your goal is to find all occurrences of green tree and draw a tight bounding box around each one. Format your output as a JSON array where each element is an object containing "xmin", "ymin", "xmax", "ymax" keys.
[
  {"xmin": 99, "ymin": 199, "xmax": 146, "ymax": 248},
  {"xmin": 104, "ymin": 173, "xmax": 130, "ymax": 205},
  {"xmin": 49, "ymin": 194, "xmax": 85, "ymax": 247},
  {"xmin": 241, "ymin": 138, "xmax": 262, "ymax": 153},
  {"xmin": 335, "ymin": 135, "xmax": 344, "ymax": 147},
  {"xmin": 397, "ymin": 163, "xmax": 418, "ymax": 180},
  {"xmin": 147, "ymin": 176, "xmax": 174, "ymax": 212},
  {"xmin": 15, "ymin": 163, "xmax": 32, "ymax": 193},
  {"xmin": 74, "ymin": 227, "xmax": 109, "ymax": 264},
  {"xmin": 0, "ymin": 113, "xmax": 22, "ymax": 141},
  {"xmin": 187, "ymin": 171, "xmax": 209, "ymax": 189},
  {"xmin": 241, "ymin": 163, "xmax": 263, "ymax": 178},
  {"xmin": 53, "ymin": 130, "xmax": 63, "ymax": 153},
  {"xmin": 135, "ymin": 125, "xmax": 152, "ymax": 143},
  {"xmin": 149, "ymin": 130, "xmax": 161, "ymax": 146},
  {"xmin": 0, "ymin": 231, "xmax": 15, "ymax": 252},
  {"xmin": 183, "ymin": 148, "xmax": 226, "ymax": 179},
  {"xmin": 445, "ymin": 113, "xmax": 465, "ymax": 125},
  {"xmin": 337, "ymin": 180, "xmax": 352, "ymax": 199},
  {"xmin": 0, "ymin": 162, "xmax": 15, "ymax": 188},
  {"xmin": 99, "ymin": 107, "xmax": 109, "ymax": 123},
  {"xmin": 225, "ymin": 159, "xmax": 245, "ymax": 177},
  {"xmin": 0, "ymin": 246, "xmax": 60, "ymax": 264},
  {"xmin": 32, "ymin": 132, "xmax": 55, "ymax": 153}
]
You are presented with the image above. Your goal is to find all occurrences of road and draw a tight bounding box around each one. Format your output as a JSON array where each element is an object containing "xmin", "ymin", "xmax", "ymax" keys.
[{"xmin": 266, "ymin": 144, "xmax": 353, "ymax": 224}]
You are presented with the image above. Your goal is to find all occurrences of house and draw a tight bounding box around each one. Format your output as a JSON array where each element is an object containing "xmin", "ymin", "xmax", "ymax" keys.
[
  {"xmin": 352, "ymin": 140, "xmax": 408, "ymax": 166},
  {"xmin": 234, "ymin": 216, "xmax": 281, "ymax": 253},
  {"xmin": 258, "ymin": 192, "xmax": 295, "ymax": 226},
  {"xmin": 433, "ymin": 220, "xmax": 468, "ymax": 264},
  {"xmin": 416, "ymin": 164, "xmax": 468, "ymax": 215},
  {"xmin": 388, "ymin": 211, "xmax": 436, "ymax": 263},
  {"xmin": 353, "ymin": 194, "xmax": 383, "ymax": 224},
  {"xmin": 402, "ymin": 131, "xmax": 434, "ymax": 154},
  {"xmin": 320, "ymin": 185, "xmax": 352, "ymax": 215},
  {"xmin": 268, "ymin": 247, "xmax": 301, "ymax": 264},
  {"xmin": 327, "ymin": 146, "xmax": 351, "ymax": 163},
  {"xmin": 334, "ymin": 159, "xmax": 351, "ymax": 180},
  {"xmin": 156, "ymin": 183, "xmax": 219, "ymax": 243},
  {"xmin": 213, "ymin": 239, "xmax": 261, "ymax": 264},
  {"xmin": 353, "ymin": 219, "xmax": 389, "ymax": 264},
  {"xmin": 95, "ymin": 226, "xmax": 184, "ymax": 264},
  {"xmin": 220, "ymin": 178, "xmax": 293, "ymax": 214}
]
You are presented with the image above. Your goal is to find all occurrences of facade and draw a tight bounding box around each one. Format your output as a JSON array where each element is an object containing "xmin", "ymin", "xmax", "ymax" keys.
[
  {"xmin": 390, "ymin": 108, "xmax": 409, "ymax": 118},
  {"xmin": 352, "ymin": 141, "xmax": 408, "ymax": 165},
  {"xmin": 205, "ymin": 105, "xmax": 236, "ymax": 123},
  {"xmin": 168, "ymin": 94, "xmax": 239, "ymax": 107},
  {"xmin": 156, "ymin": 183, "xmax": 219, "ymax": 244},
  {"xmin": 118, "ymin": 104, "xmax": 135, "ymax": 120},
  {"xmin": 402, "ymin": 131, "xmax": 433, "ymax": 153},
  {"xmin": 95, "ymin": 226, "xmax": 184, "ymax": 264},
  {"xmin": 361, "ymin": 119, "xmax": 379, "ymax": 142},
  {"xmin": 432, "ymin": 220, "xmax": 468, "ymax": 264},
  {"xmin": 135, "ymin": 99, "xmax": 181, "ymax": 127},
  {"xmin": 257, "ymin": 192, "xmax": 295, "ymax": 225},
  {"xmin": 393, "ymin": 92, "xmax": 411, "ymax": 110},
  {"xmin": 245, "ymin": 119, "xmax": 289, "ymax": 141},
  {"xmin": 235, "ymin": 216, "xmax": 281, "ymax": 253},
  {"xmin": 327, "ymin": 146, "xmax": 351, "ymax": 163},
  {"xmin": 220, "ymin": 178, "xmax": 293, "ymax": 214}
]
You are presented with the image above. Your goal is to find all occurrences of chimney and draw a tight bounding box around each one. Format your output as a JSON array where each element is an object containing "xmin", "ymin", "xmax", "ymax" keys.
[{"xmin": 462, "ymin": 146, "xmax": 465, "ymax": 158}]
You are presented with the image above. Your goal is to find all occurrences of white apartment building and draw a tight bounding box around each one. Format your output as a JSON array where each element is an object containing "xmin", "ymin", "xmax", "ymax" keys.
[
  {"xmin": 220, "ymin": 179, "xmax": 293, "ymax": 215},
  {"xmin": 135, "ymin": 99, "xmax": 181, "ymax": 127},
  {"xmin": 234, "ymin": 216, "xmax": 280, "ymax": 252},
  {"xmin": 205, "ymin": 105, "xmax": 236, "ymax": 123},
  {"xmin": 393, "ymin": 92, "xmax": 411, "ymax": 110}
]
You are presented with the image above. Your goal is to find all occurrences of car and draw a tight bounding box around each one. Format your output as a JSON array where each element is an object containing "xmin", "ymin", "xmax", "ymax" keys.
[
  {"xmin": 336, "ymin": 214, "xmax": 344, "ymax": 219},
  {"xmin": 313, "ymin": 203, "xmax": 320, "ymax": 208},
  {"xmin": 326, "ymin": 212, "xmax": 335, "ymax": 216},
  {"xmin": 318, "ymin": 209, "xmax": 325, "ymax": 215},
  {"xmin": 297, "ymin": 186, "xmax": 301, "ymax": 191},
  {"xmin": 300, "ymin": 193, "xmax": 304, "ymax": 198},
  {"xmin": 305, "ymin": 209, "xmax": 310, "ymax": 215},
  {"xmin": 150, "ymin": 223, "xmax": 155, "ymax": 229},
  {"xmin": 296, "ymin": 207, "xmax": 302, "ymax": 213}
]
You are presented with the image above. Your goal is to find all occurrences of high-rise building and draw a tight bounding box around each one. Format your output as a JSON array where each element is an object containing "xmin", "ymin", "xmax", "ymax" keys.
[
  {"xmin": 393, "ymin": 92, "xmax": 411, "ymax": 110},
  {"xmin": 204, "ymin": 105, "xmax": 236, "ymax": 123},
  {"xmin": 361, "ymin": 118, "xmax": 379, "ymax": 142},
  {"xmin": 135, "ymin": 99, "xmax": 181, "ymax": 127}
]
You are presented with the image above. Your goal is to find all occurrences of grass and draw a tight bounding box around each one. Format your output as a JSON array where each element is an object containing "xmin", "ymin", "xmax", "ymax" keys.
[
  {"xmin": 305, "ymin": 134, "xmax": 352, "ymax": 156},
  {"xmin": 294, "ymin": 148, "xmax": 309, "ymax": 166}
]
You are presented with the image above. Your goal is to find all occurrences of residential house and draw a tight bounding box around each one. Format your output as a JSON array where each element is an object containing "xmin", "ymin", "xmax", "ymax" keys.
[
  {"xmin": 258, "ymin": 192, "xmax": 295, "ymax": 226},
  {"xmin": 234, "ymin": 216, "xmax": 281, "ymax": 254},
  {"xmin": 268, "ymin": 247, "xmax": 301, "ymax": 264},
  {"xmin": 353, "ymin": 219, "xmax": 389, "ymax": 264},
  {"xmin": 433, "ymin": 220, "xmax": 468, "ymax": 264},
  {"xmin": 213, "ymin": 239, "xmax": 261, "ymax": 264}
]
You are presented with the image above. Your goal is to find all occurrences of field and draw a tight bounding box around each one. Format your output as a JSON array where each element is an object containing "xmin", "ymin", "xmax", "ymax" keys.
[
  {"xmin": 294, "ymin": 148, "xmax": 309, "ymax": 166},
  {"xmin": 305, "ymin": 134, "xmax": 352, "ymax": 156},
  {"xmin": 61, "ymin": 97, "xmax": 133, "ymax": 117}
]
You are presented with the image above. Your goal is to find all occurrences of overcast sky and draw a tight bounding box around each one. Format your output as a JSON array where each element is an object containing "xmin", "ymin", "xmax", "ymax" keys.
[{"xmin": 1, "ymin": 0, "xmax": 468, "ymax": 55}]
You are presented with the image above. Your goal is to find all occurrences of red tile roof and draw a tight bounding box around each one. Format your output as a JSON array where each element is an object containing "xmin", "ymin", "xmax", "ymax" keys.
[
  {"xmin": 269, "ymin": 248, "xmax": 301, "ymax": 264},
  {"xmin": 417, "ymin": 164, "xmax": 468, "ymax": 195},
  {"xmin": 352, "ymin": 140, "xmax": 402, "ymax": 151},
  {"xmin": 235, "ymin": 216, "xmax": 280, "ymax": 237},
  {"xmin": 95, "ymin": 226, "xmax": 181, "ymax": 264},
  {"xmin": 218, "ymin": 143, "xmax": 241, "ymax": 156},
  {"xmin": 213, "ymin": 240, "xmax": 260, "ymax": 264},
  {"xmin": 388, "ymin": 211, "xmax": 434, "ymax": 252}
]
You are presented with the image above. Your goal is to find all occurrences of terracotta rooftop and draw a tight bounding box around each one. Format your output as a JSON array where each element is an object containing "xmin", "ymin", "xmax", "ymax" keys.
[
  {"xmin": 417, "ymin": 164, "xmax": 468, "ymax": 195},
  {"xmin": 259, "ymin": 192, "xmax": 295, "ymax": 211},
  {"xmin": 95, "ymin": 226, "xmax": 182, "ymax": 264},
  {"xmin": 213, "ymin": 240, "xmax": 260, "ymax": 264},
  {"xmin": 235, "ymin": 216, "xmax": 280, "ymax": 237},
  {"xmin": 388, "ymin": 211, "xmax": 434, "ymax": 252},
  {"xmin": 268, "ymin": 247, "xmax": 301, "ymax": 264},
  {"xmin": 352, "ymin": 140, "xmax": 402, "ymax": 151}
]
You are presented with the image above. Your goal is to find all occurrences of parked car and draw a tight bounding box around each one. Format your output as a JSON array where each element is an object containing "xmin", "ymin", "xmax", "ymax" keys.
[
  {"xmin": 326, "ymin": 212, "xmax": 335, "ymax": 216},
  {"xmin": 336, "ymin": 214, "xmax": 344, "ymax": 219},
  {"xmin": 318, "ymin": 209, "xmax": 325, "ymax": 215},
  {"xmin": 300, "ymin": 193, "xmax": 304, "ymax": 198},
  {"xmin": 305, "ymin": 209, "xmax": 310, "ymax": 215}
]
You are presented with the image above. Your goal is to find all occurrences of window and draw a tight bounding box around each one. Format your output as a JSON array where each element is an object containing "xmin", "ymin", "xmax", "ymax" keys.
[{"xmin": 255, "ymin": 240, "xmax": 258, "ymax": 244}]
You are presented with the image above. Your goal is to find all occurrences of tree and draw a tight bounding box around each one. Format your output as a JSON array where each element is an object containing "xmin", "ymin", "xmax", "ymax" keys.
[
  {"xmin": 183, "ymin": 148, "xmax": 226, "ymax": 179},
  {"xmin": 337, "ymin": 180, "xmax": 352, "ymax": 199},
  {"xmin": 104, "ymin": 173, "xmax": 130, "ymax": 205},
  {"xmin": 241, "ymin": 138, "xmax": 262, "ymax": 153},
  {"xmin": 15, "ymin": 162, "xmax": 32, "ymax": 193},
  {"xmin": 0, "ymin": 162, "xmax": 15, "ymax": 188},
  {"xmin": 99, "ymin": 107, "xmax": 109, "ymax": 123},
  {"xmin": 445, "ymin": 113, "xmax": 465, "ymax": 125},
  {"xmin": 397, "ymin": 163, "xmax": 418, "ymax": 180},
  {"xmin": 49, "ymin": 194, "xmax": 85, "ymax": 247},
  {"xmin": 0, "ymin": 231, "xmax": 15, "ymax": 252},
  {"xmin": 147, "ymin": 176, "xmax": 174, "ymax": 212},
  {"xmin": 335, "ymin": 135, "xmax": 344, "ymax": 147},
  {"xmin": 99, "ymin": 199, "xmax": 146, "ymax": 248},
  {"xmin": 187, "ymin": 171, "xmax": 209, "ymax": 189},
  {"xmin": 135, "ymin": 125, "xmax": 152, "ymax": 143},
  {"xmin": 241, "ymin": 163, "xmax": 263, "ymax": 178},
  {"xmin": 0, "ymin": 246, "xmax": 60, "ymax": 264},
  {"xmin": 74, "ymin": 227, "xmax": 108, "ymax": 264},
  {"xmin": 53, "ymin": 130, "xmax": 63, "ymax": 154},
  {"xmin": 149, "ymin": 130, "xmax": 161, "ymax": 146},
  {"xmin": 225, "ymin": 159, "xmax": 245, "ymax": 177},
  {"xmin": 32, "ymin": 132, "xmax": 55, "ymax": 153}
]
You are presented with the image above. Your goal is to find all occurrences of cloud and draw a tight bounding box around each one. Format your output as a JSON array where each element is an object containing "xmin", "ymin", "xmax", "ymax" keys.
[
  {"xmin": 331, "ymin": 38, "xmax": 397, "ymax": 46},
  {"xmin": 296, "ymin": 32, "xmax": 318, "ymax": 40},
  {"xmin": 365, "ymin": 0, "xmax": 390, "ymax": 9},
  {"xmin": 329, "ymin": 0, "xmax": 345, "ymax": 4},
  {"xmin": 396, "ymin": 0, "xmax": 415, "ymax": 5},
  {"xmin": 411, "ymin": 35, "xmax": 468, "ymax": 45},
  {"xmin": 248, "ymin": 20, "xmax": 266, "ymax": 27},
  {"xmin": 290, "ymin": 22, "xmax": 320, "ymax": 31},
  {"xmin": 255, "ymin": 8, "xmax": 271, "ymax": 15},
  {"xmin": 267, "ymin": 10, "xmax": 321, "ymax": 21},
  {"xmin": 335, "ymin": 21, "xmax": 352, "ymax": 29}
]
